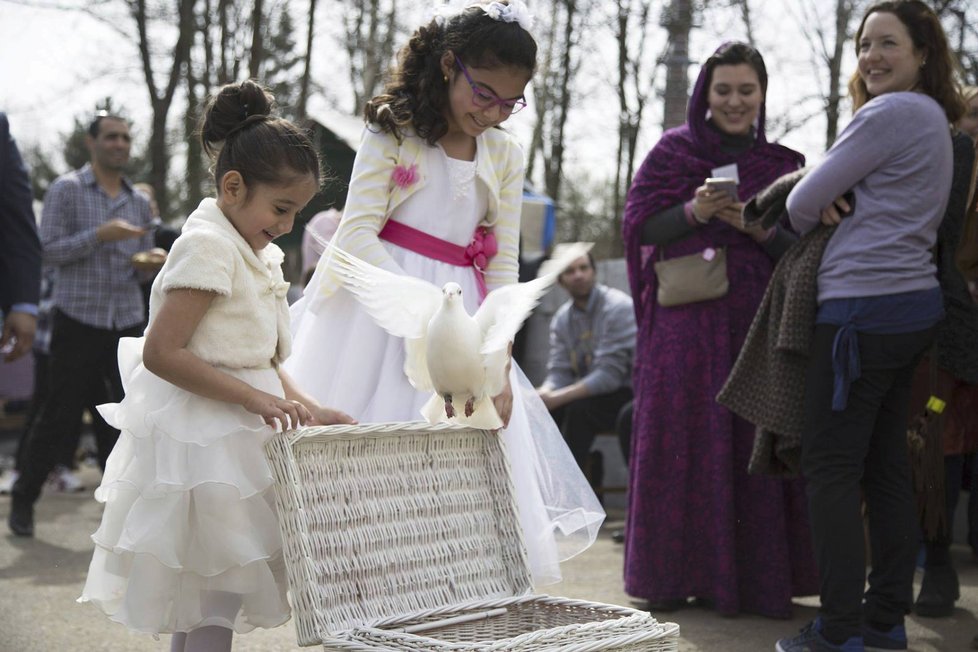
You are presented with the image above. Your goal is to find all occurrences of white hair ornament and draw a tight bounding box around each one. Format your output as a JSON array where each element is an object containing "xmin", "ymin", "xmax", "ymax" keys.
[
  {"xmin": 429, "ymin": 1, "xmax": 534, "ymax": 33},
  {"xmin": 481, "ymin": 0, "xmax": 534, "ymax": 32}
]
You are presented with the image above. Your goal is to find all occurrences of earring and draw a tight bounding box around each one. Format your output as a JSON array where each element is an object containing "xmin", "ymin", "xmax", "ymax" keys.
[
  {"xmin": 443, "ymin": 75, "xmax": 449, "ymax": 82},
  {"xmin": 921, "ymin": 59, "xmax": 927, "ymax": 68}
]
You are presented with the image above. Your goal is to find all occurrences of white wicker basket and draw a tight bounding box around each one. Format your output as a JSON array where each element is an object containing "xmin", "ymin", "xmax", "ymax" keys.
[{"xmin": 266, "ymin": 422, "xmax": 679, "ymax": 651}]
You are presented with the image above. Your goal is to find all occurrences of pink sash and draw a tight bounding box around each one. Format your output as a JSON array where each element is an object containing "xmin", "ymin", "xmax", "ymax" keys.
[{"xmin": 378, "ymin": 219, "xmax": 489, "ymax": 301}]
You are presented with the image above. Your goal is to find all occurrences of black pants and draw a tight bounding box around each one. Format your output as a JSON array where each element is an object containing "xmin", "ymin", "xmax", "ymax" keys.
[
  {"xmin": 801, "ymin": 324, "xmax": 935, "ymax": 643},
  {"xmin": 13, "ymin": 351, "xmax": 86, "ymax": 472},
  {"xmin": 13, "ymin": 311, "xmax": 142, "ymax": 505},
  {"xmin": 551, "ymin": 387, "xmax": 633, "ymax": 473}
]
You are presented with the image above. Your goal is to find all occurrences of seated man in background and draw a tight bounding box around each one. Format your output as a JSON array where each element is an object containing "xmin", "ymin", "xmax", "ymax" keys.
[{"xmin": 537, "ymin": 251, "xmax": 636, "ymax": 492}]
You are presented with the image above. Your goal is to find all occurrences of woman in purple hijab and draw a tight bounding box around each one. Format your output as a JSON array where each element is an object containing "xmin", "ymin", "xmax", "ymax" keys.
[{"xmin": 621, "ymin": 42, "xmax": 818, "ymax": 618}]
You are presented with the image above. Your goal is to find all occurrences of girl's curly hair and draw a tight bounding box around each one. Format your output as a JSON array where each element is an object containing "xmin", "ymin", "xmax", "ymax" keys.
[{"xmin": 364, "ymin": 1, "xmax": 537, "ymax": 145}]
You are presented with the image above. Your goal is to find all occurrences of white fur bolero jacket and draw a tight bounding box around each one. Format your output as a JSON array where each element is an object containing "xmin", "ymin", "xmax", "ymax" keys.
[{"xmin": 148, "ymin": 198, "xmax": 291, "ymax": 369}]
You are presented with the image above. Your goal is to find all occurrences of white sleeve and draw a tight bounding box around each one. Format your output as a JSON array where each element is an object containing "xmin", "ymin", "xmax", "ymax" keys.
[
  {"xmin": 332, "ymin": 127, "xmax": 405, "ymax": 275},
  {"xmin": 161, "ymin": 230, "xmax": 234, "ymax": 295},
  {"xmin": 484, "ymin": 134, "xmax": 523, "ymax": 290}
]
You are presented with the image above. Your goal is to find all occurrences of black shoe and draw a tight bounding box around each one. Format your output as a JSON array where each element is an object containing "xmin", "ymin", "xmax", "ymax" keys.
[
  {"xmin": 611, "ymin": 528, "xmax": 625, "ymax": 544},
  {"xmin": 8, "ymin": 496, "xmax": 34, "ymax": 537},
  {"xmin": 914, "ymin": 564, "xmax": 959, "ymax": 618}
]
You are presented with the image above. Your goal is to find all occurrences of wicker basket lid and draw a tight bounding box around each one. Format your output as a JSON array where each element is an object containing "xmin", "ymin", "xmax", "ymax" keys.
[{"xmin": 265, "ymin": 422, "xmax": 534, "ymax": 645}]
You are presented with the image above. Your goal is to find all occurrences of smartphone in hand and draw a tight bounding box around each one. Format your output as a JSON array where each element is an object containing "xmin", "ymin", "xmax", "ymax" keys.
[{"xmin": 705, "ymin": 177, "xmax": 738, "ymax": 200}]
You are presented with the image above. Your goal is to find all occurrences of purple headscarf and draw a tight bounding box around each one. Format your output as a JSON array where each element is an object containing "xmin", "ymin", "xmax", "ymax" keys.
[{"xmin": 622, "ymin": 43, "xmax": 805, "ymax": 316}]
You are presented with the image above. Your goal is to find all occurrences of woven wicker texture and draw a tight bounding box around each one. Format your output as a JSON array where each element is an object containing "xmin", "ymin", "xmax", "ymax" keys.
[
  {"xmin": 332, "ymin": 596, "xmax": 681, "ymax": 650},
  {"xmin": 266, "ymin": 423, "xmax": 532, "ymax": 645},
  {"xmin": 266, "ymin": 422, "xmax": 678, "ymax": 651}
]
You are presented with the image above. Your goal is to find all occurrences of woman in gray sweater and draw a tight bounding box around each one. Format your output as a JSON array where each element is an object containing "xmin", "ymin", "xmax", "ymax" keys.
[{"xmin": 775, "ymin": 2, "xmax": 967, "ymax": 651}]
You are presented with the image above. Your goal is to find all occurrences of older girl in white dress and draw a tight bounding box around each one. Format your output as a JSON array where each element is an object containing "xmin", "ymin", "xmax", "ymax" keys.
[{"xmin": 287, "ymin": 1, "xmax": 603, "ymax": 585}]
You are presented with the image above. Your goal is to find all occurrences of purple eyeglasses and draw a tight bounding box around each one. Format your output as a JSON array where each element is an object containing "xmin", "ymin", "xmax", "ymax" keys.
[{"xmin": 453, "ymin": 55, "xmax": 528, "ymax": 115}]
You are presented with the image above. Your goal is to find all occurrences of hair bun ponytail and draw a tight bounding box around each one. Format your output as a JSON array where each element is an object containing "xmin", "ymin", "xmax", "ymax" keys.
[{"xmin": 201, "ymin": 79, "xmax": 274, "ymax": 156}]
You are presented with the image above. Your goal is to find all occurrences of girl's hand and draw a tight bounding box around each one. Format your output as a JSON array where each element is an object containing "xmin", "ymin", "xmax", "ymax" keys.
[
  {"xmin": 692, "ymin": 184, "xmax": 736, "ymax": 223},
  {"xmin": 820, "ymin": 195, "xmax": 852, "ymax": 226},
  {"xmin": 308, "ymin": 405, "xmax": 358, "ymax": 426},
  {"xmin": 493, "ymin": 379, "xmax": 514, "ymax": 429},
  {"xmin": 243, "ymin": 390, "xmax": 312, "ymax": 431}
]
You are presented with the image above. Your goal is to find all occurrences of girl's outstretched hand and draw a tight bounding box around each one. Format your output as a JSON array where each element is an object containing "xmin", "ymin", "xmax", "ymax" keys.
[
  {"xmin": 244, "ymin": 390, "xmax": 313, "ymax": 431},
  {"xmin": 308, "ymin": 405, "xmax": 358, "ymax": 426}
]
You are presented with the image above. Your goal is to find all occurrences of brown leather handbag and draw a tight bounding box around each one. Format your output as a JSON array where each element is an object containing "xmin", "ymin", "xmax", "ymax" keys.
[{"xmin": 654, "ymin": 246, "xmax": 729, "ymax": 307}]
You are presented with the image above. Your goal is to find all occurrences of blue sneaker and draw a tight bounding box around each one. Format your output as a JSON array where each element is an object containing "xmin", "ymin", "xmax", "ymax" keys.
[
  {"xmin": 776, "ymin": 619, "xmax": 865, "ymax": 652},
  {"xmin": 862, "ymin": 623, "xmax": 907, "ymax": 651}
]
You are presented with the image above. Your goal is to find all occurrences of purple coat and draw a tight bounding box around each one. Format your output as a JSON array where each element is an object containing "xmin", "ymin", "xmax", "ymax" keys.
[{"xmin": 620, "ymin": 47, "xmax": 818, "ymax": 617}]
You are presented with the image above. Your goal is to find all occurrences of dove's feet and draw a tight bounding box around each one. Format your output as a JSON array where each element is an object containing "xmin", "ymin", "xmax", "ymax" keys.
[
  {"xmin": 464, "ymin": 397, "xmax": 475, "ymax": 417},
  {"xmin": 444, "ymin": 394, "xmax": 455, "ymax": 418}
]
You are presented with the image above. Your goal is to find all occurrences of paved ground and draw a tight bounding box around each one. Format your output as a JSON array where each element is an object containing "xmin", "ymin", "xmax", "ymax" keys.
[{"xmin": 3, "ymin": 452, "xmax": 978, "ymax": 650}]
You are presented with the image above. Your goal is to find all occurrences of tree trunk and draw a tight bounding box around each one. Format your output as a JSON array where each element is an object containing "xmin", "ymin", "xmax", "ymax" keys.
[
  {"xmin": 547, "ymin": 0, "xmax": 572, "ymax": 202},
  {"xmin": 218, "ymin": 0, "xmax": 230, "ymax": 84},
  {"xmin": 611, "ymin": 0, "xmax": 653, "ymax": 256},
  {"xmin": 526, "ymin": 7, "xmax": 558, "ymax": 184},
  {"xmin": 184, "ymin": 55, "xmax": 204, "ymax": 215},
  {"xmin": 131, "ymin": 0, "xmax": 197, "ymax": 217},
  {"xmin": 297, "ymin": 0, "xmax": 318, "ymax": 118},
  {"xmin": 248, "ymin": 0, "xmax": 264, "ymax": 79},
  {"xmin": 202, "ymin": 0, "xmax": 213, "ymax": 97},
  {"xmin": 661, "ymin": 0, "xmax": 694, "ymax": 130},
  {"xmin": 825, "ymin": 0, "xmax": 852, "ymax": 148},
  {"xmin": 343, "ymin": 0, "xmax": 397, "ymax": 114},
  {"xmin": 738, "ymin": 0, "xmax": 755, "ymax": 47}
]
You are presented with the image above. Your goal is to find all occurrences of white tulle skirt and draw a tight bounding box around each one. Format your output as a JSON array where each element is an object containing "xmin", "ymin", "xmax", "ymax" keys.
[
  {"xmin": 78, "ymin": 338, "xmax": 290, "ymax": 635},
  {"xmin": 286, "ymin": 242, "xmax": 605, "ymax": 586}
]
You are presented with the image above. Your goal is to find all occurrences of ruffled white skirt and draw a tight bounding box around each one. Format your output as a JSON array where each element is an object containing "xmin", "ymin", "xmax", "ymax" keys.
[
  {"xmin": 287, "ymin": 242, "xmax": 605, "ymax": 586},
  {"xmin": 78, "ymin": 338, "xmax": 290, "ymax": 635}
]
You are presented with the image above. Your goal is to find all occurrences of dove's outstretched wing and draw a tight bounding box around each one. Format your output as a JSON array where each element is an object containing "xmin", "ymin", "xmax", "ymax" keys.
[
  {"xmin": 475, "ymin": 241, "xmax": 595, "ymax": 356},
  {"xmin": 475, "ymin": 275, "xmax": 554, "ymax": 356},
  {"xmin": 473, "ymin": 242, "xmax": 593, "ymax": 397},
  {"xmin": 326, "ymin": 245, "xmax": 443, "ymax": 390}
]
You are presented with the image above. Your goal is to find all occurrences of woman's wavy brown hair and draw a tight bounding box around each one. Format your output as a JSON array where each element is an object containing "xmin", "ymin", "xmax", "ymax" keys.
[
  {"xmin": 848, "ymin": 0, "xmax": 965, "ymax": 122},
  {"xmin": 364, "ymin": 1, "xmax": 537, "ymax": 145}
]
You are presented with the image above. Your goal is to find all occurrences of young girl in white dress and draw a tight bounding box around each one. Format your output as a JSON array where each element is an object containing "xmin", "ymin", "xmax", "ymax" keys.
[
  {"xmin": 78, "ymin": 80, "xmax": 355, "ymax": 652},
  {"xmin": 287, "ymin": 0, "xmax": 604, "ymax": 586}
]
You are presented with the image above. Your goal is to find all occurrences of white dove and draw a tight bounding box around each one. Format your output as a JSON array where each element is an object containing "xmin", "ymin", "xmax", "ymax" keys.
[{"xmin": 324, "ymin": 242, "xmax": 593, "ymax": 429}]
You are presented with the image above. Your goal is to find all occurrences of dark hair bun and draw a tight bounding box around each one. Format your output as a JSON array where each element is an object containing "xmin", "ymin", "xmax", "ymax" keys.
[
  {"xmin": 199, "ymin": 80, "xmax": 322, "ymax": 192},
  {"xmin": 201, "ymin": 80, "xmax": 274, "ymax": 154}
]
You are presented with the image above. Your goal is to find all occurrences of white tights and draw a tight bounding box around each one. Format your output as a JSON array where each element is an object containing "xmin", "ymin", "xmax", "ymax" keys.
[{"xmin": 169, "ymin": 590, "xmax": 241, "ymax": 652}]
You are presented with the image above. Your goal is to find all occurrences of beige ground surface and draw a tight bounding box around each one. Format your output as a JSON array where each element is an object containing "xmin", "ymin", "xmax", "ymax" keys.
[{"xmin": 2, "ymin": 466, "xmax": 978, "ymax": 651}]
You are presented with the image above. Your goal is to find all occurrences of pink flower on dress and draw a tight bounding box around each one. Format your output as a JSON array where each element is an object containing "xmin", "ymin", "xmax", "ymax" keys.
[
  {"xmin": 391, "ymin": 164, "xmax": 418, "ymax": 189},
  {"xmin": 465, "ymin": 226, "xmax": 499, "ymax": 272}
]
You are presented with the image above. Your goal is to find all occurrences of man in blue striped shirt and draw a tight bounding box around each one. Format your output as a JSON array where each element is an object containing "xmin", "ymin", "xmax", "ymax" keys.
[{"xmin": 9, "ymin": 113, "xmax": 162, "ymax": 537}]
